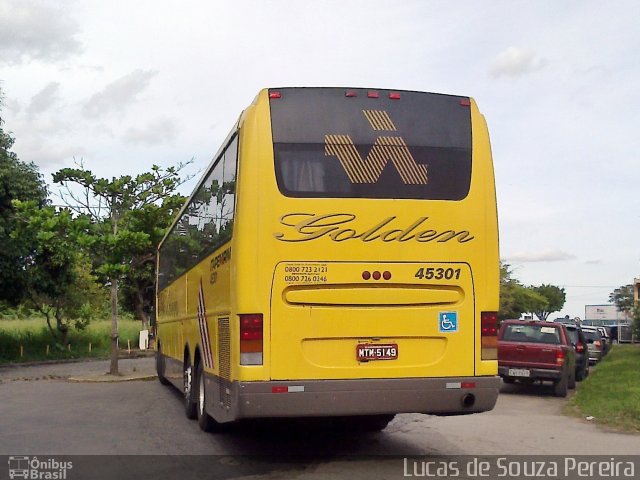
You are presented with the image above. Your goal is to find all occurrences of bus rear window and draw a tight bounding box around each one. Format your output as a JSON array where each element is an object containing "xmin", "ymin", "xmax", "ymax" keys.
[{"xmin": 270, "ymin": 88, "xmax": 472, "ymax": 200}]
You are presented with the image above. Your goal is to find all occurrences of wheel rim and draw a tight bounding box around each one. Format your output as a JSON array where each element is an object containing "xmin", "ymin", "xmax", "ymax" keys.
[
  {"xmin": 184, "ymin": 365, "xmax": 192, "ymax": 398},
  {"xmin": 198, "ymin": 371, "xmax": 205, "ymax": 416}
]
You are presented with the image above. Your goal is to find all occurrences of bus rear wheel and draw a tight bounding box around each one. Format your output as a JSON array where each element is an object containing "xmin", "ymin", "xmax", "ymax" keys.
[
  {"xmin": 347, "ymin": 414, "xmax": 395, "ymax": 432},
  {"xmin": 184, "ymin": 357, "xmax": 197, "ymax": 419},
  {"xmin": 196, "ymin": 360, "xmax": 218, "ymax": 432}
]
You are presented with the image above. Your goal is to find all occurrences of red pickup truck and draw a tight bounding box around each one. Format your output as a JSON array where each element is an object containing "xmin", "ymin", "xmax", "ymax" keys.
[{"xmin": 498, "ymin": 320, "xmax": 576, "ymax": 397}]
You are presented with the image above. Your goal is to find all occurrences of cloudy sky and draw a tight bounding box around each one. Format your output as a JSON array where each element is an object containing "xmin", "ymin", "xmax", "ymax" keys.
[{"xmin": 1, "ymin": 0, "xmax": 638, "ymax": 318}]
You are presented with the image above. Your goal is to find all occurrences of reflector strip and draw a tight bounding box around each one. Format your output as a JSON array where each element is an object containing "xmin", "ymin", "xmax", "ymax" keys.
[
  {"xmin": 271, "ymin": 385, "xmax": 305, "ymax": 393},
  {"xmin": 461, "ymin": 382, "xmax": 476, "ymax": 389},
  {"xmin": 446, "ymin": 382, "xmax": 462, "ymax": 389}
]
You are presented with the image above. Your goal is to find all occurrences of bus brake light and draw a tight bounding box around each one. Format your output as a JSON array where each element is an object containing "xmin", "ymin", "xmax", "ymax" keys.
[
  {"xmin": 240, "ymin": 314, "xmax": 263, "ymax": 365},
  {"xmin": 389, "ymin": 92, "xmax": 401, "ymax": 100},
  {"xmin": 269, "ymin": 92, "xmax": 281, "ymax": 99},
  {"xmin": 481, "ymin": 311, "xmax": 498, "ymax": 336},
  {"xmin": 367, "ymin": 91, "xmax": 380, "ymax": 98},
  {"xmin": 481, "ymin": 311, "xmax": 498, "ymax": 360}
]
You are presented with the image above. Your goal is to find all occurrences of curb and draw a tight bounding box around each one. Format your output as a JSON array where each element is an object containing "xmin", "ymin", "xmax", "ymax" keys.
[{"xmin": 67, "ymin": 374, "xmax": 158, "ymax": 383}]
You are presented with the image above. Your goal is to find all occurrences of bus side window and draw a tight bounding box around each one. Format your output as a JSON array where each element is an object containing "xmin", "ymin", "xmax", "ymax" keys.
[{"xmin": 221, "ymin": 135, "xmax": 238, "ymax": 239}]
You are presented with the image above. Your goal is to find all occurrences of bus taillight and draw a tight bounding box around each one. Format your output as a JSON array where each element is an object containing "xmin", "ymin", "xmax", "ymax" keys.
[
  {"xmin": 481, "ymin": 311, "xmax": 498, "ymax": 360},
  {"xmin": 240, "ymin": 314, "xmax": 263, "ymax": 365}
]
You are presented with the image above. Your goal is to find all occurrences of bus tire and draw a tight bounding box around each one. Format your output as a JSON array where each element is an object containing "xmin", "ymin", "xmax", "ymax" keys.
[
  {"xmin": 184, "ymin": 356, "xmax": 197, "ymax": 419},
  {"xmin": 553, "ymin": 372, "xmax": 568, "ymax": 397},
  {"xmin": 156, "ymin": 342, "xmax": 170, "ymax": 386},
  {"xmin": 196, "ymin": 360, "xmax": 218, "ymax": 432},
  {"xmin": 346, "ymin": 414, "xmax": 395, "ymax": 432}
]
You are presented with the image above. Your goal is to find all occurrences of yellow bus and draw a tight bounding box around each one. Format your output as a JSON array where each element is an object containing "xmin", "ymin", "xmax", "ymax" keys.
[{"xmin": 155, "ymin": 87, "xmax": 500, "ymax": 432}]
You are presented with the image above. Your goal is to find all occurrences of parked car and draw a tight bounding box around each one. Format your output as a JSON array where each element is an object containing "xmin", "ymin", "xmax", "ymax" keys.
[
  {"xmin": 596, "ymin": 326, "xmax": 611, "ymax": 355},
  {"xmin": 498, "ymin": 320, "xmax": 576, "ymax": 397},
  {"xmin": 563, "ymin": 324, "xmax": 589, "ymax": 381},
  {"xmin": 580, "ymin": 327, "xmax": 604, "ymax": 364}
]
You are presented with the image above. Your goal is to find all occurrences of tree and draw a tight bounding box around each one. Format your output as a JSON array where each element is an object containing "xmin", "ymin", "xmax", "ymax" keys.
[
  {"xmin": 11, "ymin": 201, "xmax": 104, "ymax": 345},
  {"xmin": 530, "ymin": 284, "xmax": 566, "ymax": 321},
  {"xmin": 119, "ymin": 193, "xmax": 185, "ymax": 329},
  {"xmin": 609, "ymin": 285, "xmax": 634, "ymax": 314},
  {"xmin": 0, "ymin": 91, "xmax": 49, "ymax": 303},
  {"xmin": 609, "ymin": 284, "xmax": 640, "ymax": 339},
  {"xmin": 499, "ymin": 264, "xmax": 565, "ymax": 321},
  {"xmin": 499, "ymin": 263, "xmax": 542, "ymax": 320},
  {"xmin": 53, "ymin": 162, "xmax": 191, "ymax": 375}
]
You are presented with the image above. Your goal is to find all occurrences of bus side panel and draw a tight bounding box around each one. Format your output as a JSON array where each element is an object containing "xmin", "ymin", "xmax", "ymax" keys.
[
  {"xmin": 232, "ymin": 93, "xmax": 275, "ymax": 383},
  {"xmin": 184, "ymin": 243, "xmax": 233, "ymax": 375},
  {"xmin": 156, "ymin": 276, "xmax": 188, "ymax": 388},
  {"xmin": 471, "ymin": 101, "xmax": 500, "ymax": 376}
]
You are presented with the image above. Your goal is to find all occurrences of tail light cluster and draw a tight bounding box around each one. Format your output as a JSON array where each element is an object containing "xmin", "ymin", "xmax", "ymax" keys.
[
  {"xmin": 240, "ymin": 314, "xmax": 263, "ymax": 365},
  {"xmin": 575, "ymin": 342, "xmax": 585, "ymax": 353},
  {"xmin": 481, "ymin": 311, "xmax": 498, "ymax": 360},
  {"xmin": 270, "ymin": 90, "xmax": 403, "ymax": 100},
  {"xmin": 556, "ymin": 350, "xmax": 565, "ymax": 366}
]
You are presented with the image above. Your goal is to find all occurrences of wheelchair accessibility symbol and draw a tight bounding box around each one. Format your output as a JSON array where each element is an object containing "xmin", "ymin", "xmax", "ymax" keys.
[{"xmin": 439, "ymin": 312, "xmax": 458, "ymax": 333}]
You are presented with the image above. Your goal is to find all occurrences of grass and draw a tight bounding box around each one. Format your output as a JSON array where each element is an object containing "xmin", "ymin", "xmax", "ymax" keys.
[
  {"xmin": 565, "ymin": 344, "xmax": 640, "ymax": 432},
  {"xmin": 0, "ymin": 317, "xmax": 143, "ymax": 364}
]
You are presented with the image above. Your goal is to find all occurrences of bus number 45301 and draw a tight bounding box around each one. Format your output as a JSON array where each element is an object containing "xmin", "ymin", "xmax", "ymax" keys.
[{"xmin": 415, "ymin": 267, "xmax": 461, "ymax": 281}]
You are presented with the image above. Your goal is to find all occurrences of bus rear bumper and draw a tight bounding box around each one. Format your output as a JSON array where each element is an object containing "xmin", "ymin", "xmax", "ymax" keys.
[{"xmin": 235, "ymin": 376, "xmax": 500, "ymax": 419}]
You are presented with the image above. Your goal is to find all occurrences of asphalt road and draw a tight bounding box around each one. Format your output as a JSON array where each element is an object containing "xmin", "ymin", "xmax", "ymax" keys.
[{"xmin": 1, "ymin": 358, "xmax": 639, "ymax": 479}]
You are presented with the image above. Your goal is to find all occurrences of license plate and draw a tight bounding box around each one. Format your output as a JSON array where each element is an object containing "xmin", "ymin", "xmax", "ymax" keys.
[
  {"xmin": 508, "ymin": 368, "xmax": 530, "ymax": 377},
  {"xmin": 357, "ymin": 343, "xmax": 398, "ymax": 362}
]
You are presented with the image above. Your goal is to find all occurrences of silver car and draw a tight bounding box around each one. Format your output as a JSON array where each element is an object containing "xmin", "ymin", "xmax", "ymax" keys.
[{"xmin": 581, "ymin": 327, "xmax": 604, "ymax": 364}]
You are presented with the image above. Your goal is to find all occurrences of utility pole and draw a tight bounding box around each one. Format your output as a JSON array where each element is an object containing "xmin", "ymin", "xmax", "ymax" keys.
[{"xmin": 110, "ymin": 192, "xmax": 119, "ymax": 376}]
